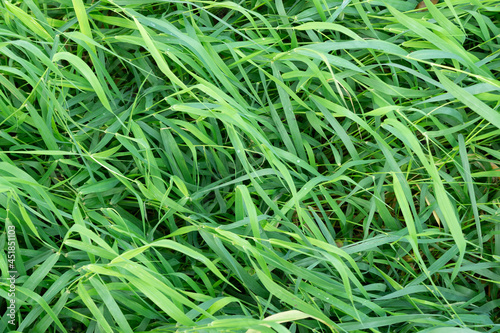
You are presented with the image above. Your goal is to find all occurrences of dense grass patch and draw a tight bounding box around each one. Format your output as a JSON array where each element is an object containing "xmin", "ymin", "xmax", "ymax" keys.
[{"xmin": 0, "ymin": 0, "xmax": 499, "ymax": 331}]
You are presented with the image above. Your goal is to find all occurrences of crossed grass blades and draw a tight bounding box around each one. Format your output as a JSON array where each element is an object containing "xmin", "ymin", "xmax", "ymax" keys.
[{"xmin": 0, "ymin": 0, "xmax": 499, "ymax": 332}]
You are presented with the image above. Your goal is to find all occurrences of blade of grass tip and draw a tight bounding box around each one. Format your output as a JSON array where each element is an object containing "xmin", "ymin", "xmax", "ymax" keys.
[
  {"xmin": 458, "ymin": 134, "xmax": 482, "ymax": 254},
  {"xmin": 422, "ymin": 0, "xmax": 464, "ymax": 44},
  {"xmin": 130, "ymin": 122, "xmax": 166, "ymax": 192},
  {"xmin": 441, "ymin": 0, "xmax": 465, "ymax": 33},
  {"xmin": 226, "ymin": 124, "xmax": 254, "ymax": 175},
  {"xmin": 124, "ymin": 273, "xmax": 198, "ymax": 326},
  {"xmin": 79, "ymin": 178, "xmax": 121, "ymax": 195},
  {"xmin": 15, "ymin": 287, "xmax": 68, "ymax": 333},
  {"xmin": 63, "ymin": 224, "xmax": 118, "ymax": 258},
  {"xmin": 382, "ymin": 119, "xmax": 466, "ymax": 280},
  {"xmin": 64, "ymin": 240, "xmax": 118, "ymax": 260},
  {"xmin": 199, "ymin": 229, "xmax": 269, "ymax": 297},
  {"xmin": 9, "ymin": 40, "xmax": 62, "ymax": 75},
  {"xmin": 18, "ymin": 270, "xmax": 76, "ymax": 331},
  {"xmin": 294, "ymin": 22, "xmax": 363, "ymax": 41},
  {"xmin": 392, "ymin": 172, "xmax": 422, "ymax": 264},
  {"xmin": 112, "ymin": 239, "xmax": 235, "ymax": 287},
  {"xmin": 22, "ymin": 0, "xmax": 51, "ymax": 29},
  {"xmin": 386, "ymin": 4, "xmax": 490, "ymax": 78},
  {"xmin": 465, "ymin": 10, "xmax": 490, "ymax": 43},
  {"xmin": 31, "ymin": 287, "xmax": 70, "ymax": 333},
  {"xmin": 0, "ymin": 162, "xmax": 68, "ymax": 228},
  {"xmin": 252, "ymin": 265, "xmax": 339, "ymax": 332},
  {"xmin": 90, "ymin": 13, "xmax": 137, "ymax": 30},
  {"xmin": 160, "ymin": 129, "xmax": 193, "ymax": 183},
  {"xmin": 72, "ymin": 196, "xmax": 96, "ymax": 263},
  {"xmin": 63, "ymin": 31, "xmax": 123, "ymax": 100},
  {"xmin": 71, "ymin": 0, "xmax": 96, "ymax": 53},
  {"xmin": 434, "ymin": 69, "xmax": 500, "ymax": 130},
  {"xmin": 4, "ymin": 2, "xmax": 53, "ymax": 42},
  {"xmin": 351, "ymin": 0, "xmax": 379, "ymax": 38},
  {"xmin": 88, "ymin": 277, "xmax": 134, "ymax": 333},
  {"xmin": 0, "ymin": 75, "xmax": 60, "ymax": 155},
  {"xmin": 264, "ymin": 67, "xmax": 296, "ymax": 158},
  {"xmin": 245, "ymin": 310, "xmax": 318, "ymax": 333},
  {"xmin": 213, "ymin": 227, "xmax": 272, "ymax": 279},
  {"xmin": 133, "ymin": 17, "xmax": 187, "ymax": 90},
  {"xmin": 236, "ymin": 185, "xmax": 262, "ymax": 247},
  {"xmin": 425, "ymin": 328, "xmax": 481, "ymax": 333},
  {"xmin": 312, "ymin": 0, "xmax": 327, "ymax": 21},
  {"xmin": 338, "ymin": 314, "xmax": 440, "ymax": 331},
  {"xmin": 312, "ymin": 98, "xmax": 360, "ymax": 161},
  {"xmin": 11, "ymin": 191, "xmax": 41, "ymax": 239},
  {"xmin": 276, "ymin": 0, "xmax": 298, "ymax": 48},
  {"xmin": 17, "ymin": 252, "xmax": 60, "ymax": 303},
  {"xmin": 304, "ymin": 239, "xmax": 368, "ymax": 301},
  {"xmin": 77, "ymin": 281, "xmax": 113, "ymax": 333},
  {"xmin": 51, "ymin": 52, "xmax": 113, "ymax": 114}
]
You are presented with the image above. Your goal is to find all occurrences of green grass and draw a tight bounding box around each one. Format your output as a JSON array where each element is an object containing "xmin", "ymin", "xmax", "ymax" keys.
[{"xmin": 0, "ymin": 0, "xmax": 499, "ymax": 332}]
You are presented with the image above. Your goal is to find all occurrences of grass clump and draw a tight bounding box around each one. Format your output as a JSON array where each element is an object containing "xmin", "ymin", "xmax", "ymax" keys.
[{"xmin": 0, "ymin": 0, "xmax": 499, "ymax": 332}]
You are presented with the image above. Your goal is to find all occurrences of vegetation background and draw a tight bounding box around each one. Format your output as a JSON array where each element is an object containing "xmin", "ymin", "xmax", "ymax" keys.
[{"xmin": 0, "ymin": 0, "xmax": 499, "ymax": 331}]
